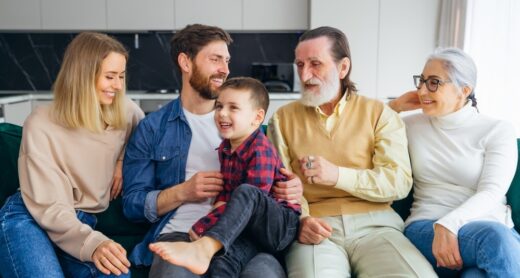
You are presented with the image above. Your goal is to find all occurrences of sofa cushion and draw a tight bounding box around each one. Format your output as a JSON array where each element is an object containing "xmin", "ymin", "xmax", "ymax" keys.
[
  {"xmin": 507, "ymin": 139, "xmax": 520, "ymax": 233},
  {"xmin": 0, "ymin": 123, "xmax": 22, "ymax": 205}
]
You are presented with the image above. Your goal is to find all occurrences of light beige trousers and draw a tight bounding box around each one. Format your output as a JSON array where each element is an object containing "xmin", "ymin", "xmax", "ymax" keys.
[{"xmin": 285, "ymin": 210, "xmax": 437, "ymax": 278}]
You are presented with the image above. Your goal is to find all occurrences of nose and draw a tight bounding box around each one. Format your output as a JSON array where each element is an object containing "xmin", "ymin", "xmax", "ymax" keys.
[
  {"xmin": 299, "ymin": 65, "xmax": 312, "ymax": 82},
  {"xmin": 417, "ymin": 85, "xmax": 428, "ymax": 96},
  {"xmin": 113, "ymin": 77, "xmax": 123, "ymax": 91},
  {"xmin": 219, "ymin": 60, "xmax": 230, "ymax": 76}
]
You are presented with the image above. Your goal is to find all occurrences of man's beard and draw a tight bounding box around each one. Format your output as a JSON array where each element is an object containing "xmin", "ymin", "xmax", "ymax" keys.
[
  {"xmin": 189, "ymin": 63, "xmax": 225, "ymax": 100},
  {"xmin": 299, "ymin": 68, "xmax": 341, "ymax": 107}
]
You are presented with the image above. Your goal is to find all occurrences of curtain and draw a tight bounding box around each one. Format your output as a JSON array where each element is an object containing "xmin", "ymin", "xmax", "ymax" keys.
[
  {"xmin": 464, "ymin": 0, "xmax": 520, "ymax": 135},
  {"xmin": 438, "ymin": 0, "xmax": 468, "ymax": 48}
]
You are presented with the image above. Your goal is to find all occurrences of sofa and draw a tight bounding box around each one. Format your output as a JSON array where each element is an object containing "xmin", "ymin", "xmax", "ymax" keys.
[{"xmin": 1, "ymin": 122, "xmax": 519, "ymax": 277}]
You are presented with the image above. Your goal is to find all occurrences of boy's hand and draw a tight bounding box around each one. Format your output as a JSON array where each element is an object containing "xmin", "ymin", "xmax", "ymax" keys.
[{"xmin": 273, "ymin": 168, "xmax": 303, "ymax": 204}]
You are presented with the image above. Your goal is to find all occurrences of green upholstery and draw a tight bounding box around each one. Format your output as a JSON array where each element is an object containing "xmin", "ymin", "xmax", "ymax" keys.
[
  {"xmin": 507, "ymin": 139, "xmax": 520, "ymax": 233},
  {"xmin": 1, "ymin": 122, "xmax": 519, "ymax": 277}
]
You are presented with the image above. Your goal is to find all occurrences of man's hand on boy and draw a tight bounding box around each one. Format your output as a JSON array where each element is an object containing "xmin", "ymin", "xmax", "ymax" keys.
[
  {"xmin": 273, "ymin": 168, "xmax": 303, "ymax": 204},
  {"xmin": 179, "ymin": 171, "xmax": 224, "ymax": 202}
]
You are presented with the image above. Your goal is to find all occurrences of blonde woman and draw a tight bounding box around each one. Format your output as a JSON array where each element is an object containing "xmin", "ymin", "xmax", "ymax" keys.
[{"xmin": 0, "ymin": 32, "xmax": 144, "ymax": 277}]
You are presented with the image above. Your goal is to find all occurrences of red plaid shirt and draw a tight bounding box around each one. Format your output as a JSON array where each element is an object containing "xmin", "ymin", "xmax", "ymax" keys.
[{"xmin": 192, "ymin": 128, "xmax": 301, "ymax": 236}]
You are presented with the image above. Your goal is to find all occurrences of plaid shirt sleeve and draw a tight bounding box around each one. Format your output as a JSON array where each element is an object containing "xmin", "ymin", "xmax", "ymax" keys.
[{"xmin": 192, "ymin": 204, "xmax": 226, "ymax": 237}]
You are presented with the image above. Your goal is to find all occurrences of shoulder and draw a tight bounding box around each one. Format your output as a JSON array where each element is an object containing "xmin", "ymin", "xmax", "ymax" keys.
[
  {"xmin": 24, "ymin": 105, "xmax": 55, "ymax": 133},
  {"xmin": 475, "ymin": 114, "xmax": 516, "ymax": 142},
  {"xmin": 124, "ymin": 97, "xmax": 144, "ymax": 119},
  {"xmin": 275, "ymin": 100, "xmax": 306, "ymax": 116},
  {"xmin": 137, "ymin": 98, "xmax": 180, "ymax": 130}
]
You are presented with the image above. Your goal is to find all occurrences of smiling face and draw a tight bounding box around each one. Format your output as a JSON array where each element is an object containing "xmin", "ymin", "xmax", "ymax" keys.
[
  {"xmin": 189, "ymin": 40, "xmax": 230, "ymax": 100},
  {"xmin": 214, "ymin": 88, "xmax": 264, "ymax": 150},
  {"xmin": 418, "ymin": 59, "xmax": 468, "ymax": 117},
  {"xmin": 96, "ymin": 51, "xmax": 126, "ymax": 105},
  {"xmin": 294, "ymin": 36, "xmax": 348, "ymax": 107}
]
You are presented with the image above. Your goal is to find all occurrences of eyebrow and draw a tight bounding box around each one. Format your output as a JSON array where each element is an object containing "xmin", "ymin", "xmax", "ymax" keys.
[{"xmin": 104, "ymin": 71, "xmax": 126, "ymax": 74}]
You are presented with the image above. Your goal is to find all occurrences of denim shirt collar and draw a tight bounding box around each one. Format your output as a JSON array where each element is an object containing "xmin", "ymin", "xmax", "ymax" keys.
[{"xmin": 168, "ymin": 98, "xmax": 185, "ymax": 122}]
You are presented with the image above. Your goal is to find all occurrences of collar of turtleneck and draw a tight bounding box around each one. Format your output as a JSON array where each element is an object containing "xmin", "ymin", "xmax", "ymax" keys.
[{"xmin": 430, "ymin": 102, "xmax": 478, "ymax": 130}]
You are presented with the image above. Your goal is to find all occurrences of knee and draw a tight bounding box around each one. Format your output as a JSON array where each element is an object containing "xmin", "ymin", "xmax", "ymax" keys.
[
  {"xmin": 235, "ymin": 184, "xmax": 261, "ymax": 197},
  {"xmin": 464, "ymin": 221, "xmax": 514, "ymax": 245}
]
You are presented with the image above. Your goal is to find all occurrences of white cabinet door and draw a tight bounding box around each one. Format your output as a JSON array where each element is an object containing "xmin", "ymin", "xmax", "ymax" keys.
[
  {"xmin": 4, "ymin": 100, "xmax": 32, "ymax": 126},
  {"xmin": 377, "ymin": 0, "xmax": 439, "ymax": 100},
  {"xmin": 311, "ymin": 0, "xmax": 379, "ymax": 99},
  {"xmin": 42, "ymin": 0, "xmax": 107, "ymax": 30},
  {"xmin": 0, "ymin": 0, "xmax": 41, "ymax": 30},
  {"xmin": 243, "ymin": 0, "xmax": 309, "ymax": 30},
  {"xmin": 107, "ymin": 0, "xmax": 175, "ymax": 30},
  {"xmin": 175, "ymin": 0, "xmax": 242, "ymax": 30}
]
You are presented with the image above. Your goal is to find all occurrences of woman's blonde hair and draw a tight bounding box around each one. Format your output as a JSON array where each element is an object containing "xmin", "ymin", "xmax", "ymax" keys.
[{"xmin": 52, "ymin": 32, "xmax": 128, "ymax": 132}]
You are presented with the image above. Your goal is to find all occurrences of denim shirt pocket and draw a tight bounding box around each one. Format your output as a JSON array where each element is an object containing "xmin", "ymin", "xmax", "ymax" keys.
[{"xmin": 152, "ymin": 147, "xmax": 181, "ymax": 188}]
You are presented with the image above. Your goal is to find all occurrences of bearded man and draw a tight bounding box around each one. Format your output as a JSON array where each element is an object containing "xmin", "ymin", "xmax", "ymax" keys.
[
  {"xmin": 122, "ymin": 24, "xmax": 303, "ymax": 278},
  {"xmin": 268, "ymin": 26, "xmax": 437, "ymax": 277}
]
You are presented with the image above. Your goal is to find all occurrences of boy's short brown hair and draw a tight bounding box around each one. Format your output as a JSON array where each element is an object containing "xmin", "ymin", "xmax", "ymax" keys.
[{"xmin": 218, "ymin": 77, "xmax": 269, "ymax": 112}]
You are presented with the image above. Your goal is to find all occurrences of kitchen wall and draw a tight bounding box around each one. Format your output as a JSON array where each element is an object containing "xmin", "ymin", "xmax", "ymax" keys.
[{"xmin": 0, "ymin": 32, "xmax": 301, "ymax": 91}]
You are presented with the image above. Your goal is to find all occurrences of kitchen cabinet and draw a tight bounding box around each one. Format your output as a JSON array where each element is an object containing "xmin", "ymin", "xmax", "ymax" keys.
[
  {"xmin": 107, "ymin": 0, "xmax": 175, "ymax": 30},
  {"xmin": 243, "ymin": 0, "xmax": 308, "ymax": 30},
  {"xmin": 310, "ymin": 0, "xmax": 439, "ymax": 100},
  {"xmin": 0, "ymin": 0, "xmax": 41, "ymax": 30},
  {"xmin": 175, "ymin": 0, "xmax": 242, "ymax": 30},
  {"xmin": 140, "ymin": 99, "xmax": 174, "ymax": 114},
  {"xmin": 42, "ymin": 0, "xmax": 107, "ymax": 30},
  {"xmin": 3, "ymin": 100, "xmax": 32, "ymax": 126}
]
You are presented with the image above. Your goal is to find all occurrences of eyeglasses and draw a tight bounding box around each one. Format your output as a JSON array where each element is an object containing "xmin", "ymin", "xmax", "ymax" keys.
[{"xmin": 413, "ymin": 75, "xmax": 452, "ymax": 93}]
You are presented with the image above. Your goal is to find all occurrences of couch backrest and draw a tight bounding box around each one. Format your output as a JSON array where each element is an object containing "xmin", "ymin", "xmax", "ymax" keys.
[
  {"xmin": 0, "ymin": 123, "xmax": 22, "ymax": 205},
  {"xmin": 1, "ymin": 122, "xmax": 519, "ymax": 233}
]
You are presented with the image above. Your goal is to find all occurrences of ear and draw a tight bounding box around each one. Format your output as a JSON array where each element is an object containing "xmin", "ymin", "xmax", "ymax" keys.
[
  {"xmin": 462, "ymin": 86, "xmax": 472, "ymax": 98},
  {"xmin": 178, "ymin": 53, "xmax": 191, "ymax": 73},
  {"xmin": 253, "ymin": 108, "xmax": 266, "ymax": 126},
  {"xmin": 338, "ymin": 57, "xmax": 350, "ymax": 79}
]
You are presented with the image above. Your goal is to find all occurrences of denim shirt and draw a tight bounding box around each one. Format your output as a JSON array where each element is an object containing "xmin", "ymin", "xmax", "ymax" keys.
[{"xmin": 122, "ymin": 98, "xmax": 192, "ymax": 266}]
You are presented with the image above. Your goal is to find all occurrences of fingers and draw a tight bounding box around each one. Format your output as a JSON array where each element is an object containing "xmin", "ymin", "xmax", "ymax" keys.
[
  {"xmin": 279, "ymin": 167, "xmax": 296, "ymax": 180},
  {"xmin": 110, "ymin": 177, "xmax": 123, "ymax": 200},
  {"xmin": 93, "ymin": 241, "xmax": 130, "ymax": 276},
  {"xmin": 298, "ymin": 217, "xmax": 332, "ymax": 245}
]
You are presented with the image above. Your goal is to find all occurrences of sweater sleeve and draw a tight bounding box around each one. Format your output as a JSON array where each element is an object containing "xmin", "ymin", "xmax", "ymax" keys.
[
  {"xmin": 436, "ymin": 121, "xmax": 518, "ymax": 235},
  {"xmin": 18, "ymin": 127, "xmax": 109, "ymax": 262},
  {"xmin": 334, "ymin": 105, "xmax": 413, "ymax": 202}
]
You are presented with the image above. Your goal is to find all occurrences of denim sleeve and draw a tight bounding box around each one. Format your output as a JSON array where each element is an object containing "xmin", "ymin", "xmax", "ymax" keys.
[{"xmin": 122, "ymin": 119, "xmax": 161, "ymax": 223}]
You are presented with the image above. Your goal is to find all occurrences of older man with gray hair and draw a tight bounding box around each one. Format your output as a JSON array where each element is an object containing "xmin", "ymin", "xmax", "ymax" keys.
[{"xmin": 268, "ymin": 26, "xmax": 437, "ymax": 277}]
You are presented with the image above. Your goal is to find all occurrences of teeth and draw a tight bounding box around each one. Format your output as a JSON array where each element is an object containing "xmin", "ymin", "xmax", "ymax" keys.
[{"xmin": 105, "ymin": 92, "xmax": 115, "ymax": 97}]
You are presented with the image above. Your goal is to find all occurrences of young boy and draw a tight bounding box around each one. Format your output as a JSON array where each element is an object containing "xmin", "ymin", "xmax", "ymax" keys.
[{"xmin": 149, "ymin": 77, "xmax": 301, "ymax": 276}]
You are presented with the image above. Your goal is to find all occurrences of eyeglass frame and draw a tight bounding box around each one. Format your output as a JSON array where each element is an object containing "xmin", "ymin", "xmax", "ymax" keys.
[{"xmin": 413, "ymin": 75, "xmax": 452, "ymax": 93}]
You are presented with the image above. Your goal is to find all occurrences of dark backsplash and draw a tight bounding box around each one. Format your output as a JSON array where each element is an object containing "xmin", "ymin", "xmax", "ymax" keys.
[{"xmin": 0, "ymin": 32, "xmax": 301, "ymax": 91}]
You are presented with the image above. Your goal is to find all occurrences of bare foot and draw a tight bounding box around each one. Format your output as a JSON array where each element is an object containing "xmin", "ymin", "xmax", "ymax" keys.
[{"xmin": 149, "ymin": 238, "xmax": 220, "ymax": 275}]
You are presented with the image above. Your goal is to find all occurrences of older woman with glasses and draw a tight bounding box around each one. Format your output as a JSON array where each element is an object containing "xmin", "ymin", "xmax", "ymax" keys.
[{"xmin": 389, "ymin": 47, "xmax": 520, "ymax": 277}]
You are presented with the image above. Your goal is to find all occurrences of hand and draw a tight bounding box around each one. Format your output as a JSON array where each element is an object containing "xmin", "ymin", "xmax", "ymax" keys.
[
  {"xmin": 188, "ymin": 229, "xmax": 200, "ymax": 241},
  {"xmin": 432, "ymin": 224, "xmax": 463, "ymax": 270},
  {"xmin": 92, "ymin": 240, "xmax": 131, "ymax": 276},
  {"xmin": 298, "ymin": 216, "xmax": 332, "ymax": 244},
  {"xmin": 273, "ymin": 168, "xmax": 303, "ymax": 204},
  {"xmin": 299, "ymin": 156, "xmax": 339, "ymax": 186},
  {"xmin": 110, "ymin": 160, "xmax": 123, "ymax": 200},
  {"xmin": 178, "ymin": 171, "xmax": 224, "ymax": 202},
  {"xmin": 388, "ymin": 90, "xmax": 421, "ymax": 113}
]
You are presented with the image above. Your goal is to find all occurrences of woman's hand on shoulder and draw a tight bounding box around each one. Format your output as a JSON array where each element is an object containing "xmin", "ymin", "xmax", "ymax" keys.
[
  {"xmin": 111, "ymin": 160, "xmax": 123, "ymax": 200},
  {"xmin": 389, "ymin": 90, "xmax": 421, "ymax": 113},
  {"xmin": 92, "ymin": 240, "xmax": 131, "ymax": 275},
  {"xmin": 432, "ymin": 223, "xmax": 463, "ymax": 270}
]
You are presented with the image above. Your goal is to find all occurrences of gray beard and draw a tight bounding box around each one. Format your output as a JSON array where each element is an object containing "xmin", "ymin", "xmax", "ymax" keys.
[{"xmin": 299, "ymin": 77, "xmax": 341, "ymax": 107}]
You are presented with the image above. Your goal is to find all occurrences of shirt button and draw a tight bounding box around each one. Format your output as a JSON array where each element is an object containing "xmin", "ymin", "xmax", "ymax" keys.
[{"xmin": 162, "ymin": 156, "xmax": 166, "ymax": 160}]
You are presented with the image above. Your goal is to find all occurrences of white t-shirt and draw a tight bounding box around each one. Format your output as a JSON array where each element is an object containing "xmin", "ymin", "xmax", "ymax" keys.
[
  {"xmin": 403, "ymin": 103, "xmax": 518, "ymax": 235},
  {"xmin": 160, "ymin": 108, "xmax": 221, "ymax": 234}
]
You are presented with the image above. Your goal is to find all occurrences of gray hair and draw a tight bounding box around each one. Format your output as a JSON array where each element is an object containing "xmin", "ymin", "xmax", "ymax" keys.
[{"xmin": 428, "ymin": 47, "xmax": 478, "ymax": 107}]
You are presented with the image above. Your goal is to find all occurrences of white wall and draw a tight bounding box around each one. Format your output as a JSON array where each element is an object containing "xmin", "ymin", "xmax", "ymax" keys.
[{"xmin": 311, "ymin": 0, "xmax": 440, "ymax": 100}]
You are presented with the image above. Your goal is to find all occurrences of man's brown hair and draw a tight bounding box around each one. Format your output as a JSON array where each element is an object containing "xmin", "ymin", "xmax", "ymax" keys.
[{"xmin": 170, "ymin": 24, "xmax": 233, "ymax": 72}]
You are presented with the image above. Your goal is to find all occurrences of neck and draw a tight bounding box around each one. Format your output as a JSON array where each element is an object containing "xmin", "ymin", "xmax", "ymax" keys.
[
  {"xmin": 180, "ymin": 83, "xmax": 215, "ymax": 115},
  {"xmin": 318, "ymin": 91, "xmax": 343, "ymax": 116}
]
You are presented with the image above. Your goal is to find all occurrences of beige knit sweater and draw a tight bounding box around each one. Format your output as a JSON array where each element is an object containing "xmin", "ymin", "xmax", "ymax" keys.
[{"xmin": 18, "ymin": 98, "xmax": 143, "ymax": 262}]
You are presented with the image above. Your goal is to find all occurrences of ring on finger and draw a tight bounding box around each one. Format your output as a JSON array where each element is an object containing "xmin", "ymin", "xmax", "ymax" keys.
[{"xmin": 306, "ymin": 156, "xmax": 314, "ymax": 169}]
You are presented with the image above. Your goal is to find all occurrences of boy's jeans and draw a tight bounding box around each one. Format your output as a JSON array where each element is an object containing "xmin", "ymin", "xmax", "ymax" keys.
[
  {"xmin": 0, "ymin": 192, "xmax": 130, "ymax": 278},
  {"xmin": 405, "ymin": 219, "xmax": 520, "ymax": 278},
  {"xmin": 204, "ymin": 184, "xmax": 300, "ymax": 278}
]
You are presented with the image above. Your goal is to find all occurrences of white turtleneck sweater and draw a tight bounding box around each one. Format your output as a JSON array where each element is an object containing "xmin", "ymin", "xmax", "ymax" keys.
[{"xmin": 403, "ymin": 103, "xmax": 518, "ymax": 235}]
